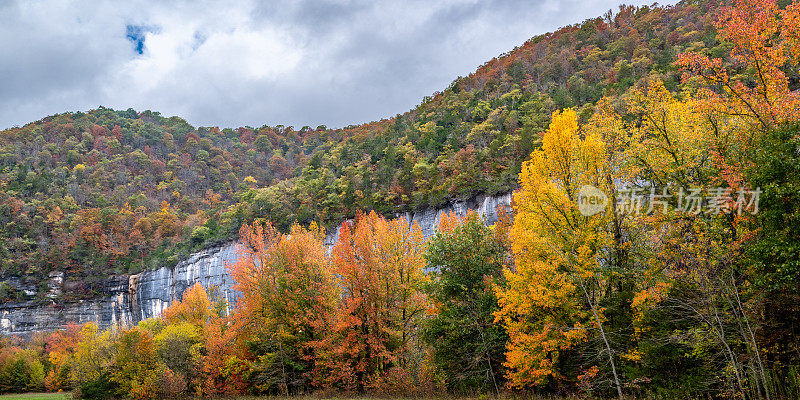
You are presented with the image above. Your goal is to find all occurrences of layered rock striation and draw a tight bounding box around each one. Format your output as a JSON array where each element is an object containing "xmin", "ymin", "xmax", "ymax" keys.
[{"xmin": 0, "ymin": 192, "xmax": 512, "ymax": 335}]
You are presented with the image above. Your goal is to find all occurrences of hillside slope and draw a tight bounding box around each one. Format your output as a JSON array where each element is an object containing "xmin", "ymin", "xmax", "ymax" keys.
[{"xmin": 0, "ymin": 0, "xmax": 717, "ymax": 301}]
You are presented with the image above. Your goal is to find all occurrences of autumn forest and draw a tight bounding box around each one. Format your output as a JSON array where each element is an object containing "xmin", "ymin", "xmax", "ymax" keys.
[{"xmin": 1, "ymin": 0, "xmax": 800, "ymax": 398}]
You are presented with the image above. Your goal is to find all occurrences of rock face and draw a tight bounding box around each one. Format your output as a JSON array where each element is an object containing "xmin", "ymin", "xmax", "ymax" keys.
[
  {"xmin": 0, "ymin": 192, "xmax": 512, "ymax": 336},
  {"xmin": 0, "ymin": 276, "xmax": 132, "ymax": 335},
  {"xmin": 130, "ymin": 243, "xmax": 241, "ymax": 322},
  {"xmin": 323, "ymin": 192, "xmax": 513, "ymax": 246}
]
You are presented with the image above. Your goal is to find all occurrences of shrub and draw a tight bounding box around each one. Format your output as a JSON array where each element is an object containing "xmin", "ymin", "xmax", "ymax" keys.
[
  {"xmin": 190, "ymin": 226, "xmax": 211, "ymax": 244},
  {"xmin": 155, "ymin": 366, "xmax": 186, "ymax": 399},
  {"xmin": 0, "ymin": 347, "xmax": 46, "ymax": 393},
  {"xmin": 75, "ymin": 371, "xmax": 114, "ymax": 400}
]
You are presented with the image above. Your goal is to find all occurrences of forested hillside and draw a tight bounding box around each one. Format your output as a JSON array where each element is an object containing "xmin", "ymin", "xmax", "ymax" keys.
[
  {"xmin": 1, "ymin": 0, "xmax": 800, "ymax": 398},
  {"xmin": 0, "ymin": 1, "xmax": 716, "ymax": 299}
]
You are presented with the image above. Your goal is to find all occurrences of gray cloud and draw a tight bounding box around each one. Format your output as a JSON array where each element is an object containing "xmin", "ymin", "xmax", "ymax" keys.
[{"xmin": 0, "ymin": 0, "xmax": 676, "ymax": 130}]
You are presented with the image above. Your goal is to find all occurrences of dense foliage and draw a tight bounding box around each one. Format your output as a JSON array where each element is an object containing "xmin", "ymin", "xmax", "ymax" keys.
[
  {"xmin": 1, "ymin": 0, "xmax": 800, "ymax": 399},
  {"xmin": 0, "ymin": 0, "xmax": 716, "ymax": 300},
  {"xmin": 421, "ymin": 212, "xmax": 510, "ymax": 394}
]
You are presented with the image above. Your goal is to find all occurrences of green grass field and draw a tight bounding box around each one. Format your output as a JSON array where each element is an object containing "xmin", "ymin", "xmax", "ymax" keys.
[{"xmin": 0, "ymin": 394, "xmax": 71, "ymax": 400}]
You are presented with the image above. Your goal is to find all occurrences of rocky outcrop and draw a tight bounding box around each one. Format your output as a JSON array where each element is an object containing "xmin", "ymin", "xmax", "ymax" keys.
[
  {"xmin": 323, "ymin": 192, "xmax": 513, "ymax": 245},
  {"xmin": 0, "ymin": 242, "xmax": 241, "ymax": 336},
  {"xmin": 0, "ymin": 276, "xmax": 132, "ymax": 335},
  {"xmin": 0, "ymin": 192, "xmax": 512, "ymax": 336},
  {"xmin": 130, "ymin": 243, "xmax": 240, "ymax": 322}
]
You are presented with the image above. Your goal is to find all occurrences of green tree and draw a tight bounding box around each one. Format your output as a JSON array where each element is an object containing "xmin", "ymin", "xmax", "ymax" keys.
[
  {"xmin": 422, "ymin": 211, "xmax": 508, "ymax": 394},
  {"xmin": 744, "ymin": 123, "xmax": 800, "ymax": 372},
  {"xmin": 154, "ymin": 322, "xmax": 203, "ymax": 390},
  {"xmin": 746, "ymin": 124, "xmax": 800, "ymax": 292},
  {"xmin": 109, "ymin": 327, "xmax": 159, "ymax": 399},
  {"xmin": 0, "ymin": 348, "xmax": 45, "ymax": 393}
]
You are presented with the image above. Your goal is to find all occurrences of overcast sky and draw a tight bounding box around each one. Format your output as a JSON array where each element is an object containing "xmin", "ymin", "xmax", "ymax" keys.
[{"xmin": 0, "ymin": 0, "xmax": 675, "ymax": 131}]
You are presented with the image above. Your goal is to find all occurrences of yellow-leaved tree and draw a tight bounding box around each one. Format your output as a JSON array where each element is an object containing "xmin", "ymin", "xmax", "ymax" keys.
[
  {"xmin": 495, "ymin": 108, "xmax": 624, "ymax": 396},
  {"xmin": 620, "ymin": 78, "xmax": 773, "ymax": 397}
]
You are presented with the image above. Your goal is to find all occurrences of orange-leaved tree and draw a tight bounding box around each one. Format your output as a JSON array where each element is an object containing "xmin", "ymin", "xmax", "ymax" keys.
[
  {"xmin": 229, "ymin": 221, "xmax": 336, "ymax": 394},
  {"xmin": 44, "ymin": 323, "xmax": 83, "ymax": 391},
  {"xmin": 314, "ymin": 211, "xmax": 429, "ymax": 393},
  {"xmin": 677, "ymin": 0, "xmax": 800, "ymax": 132},
  {"xmin": 162, "ymin": 282, "xmax": 244, "ymax": 397}
]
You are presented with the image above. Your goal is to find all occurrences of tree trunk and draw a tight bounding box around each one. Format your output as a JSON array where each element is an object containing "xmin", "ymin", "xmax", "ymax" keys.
[{"xmin": 578, "ymin": 275, "xmax": 623, "ymax": 399}]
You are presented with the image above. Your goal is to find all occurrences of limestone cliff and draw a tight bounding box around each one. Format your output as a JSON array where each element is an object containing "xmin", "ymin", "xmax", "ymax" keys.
[{"xmin": 0, "ymin": 192, "xmax": 512, "ymax": 335}]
